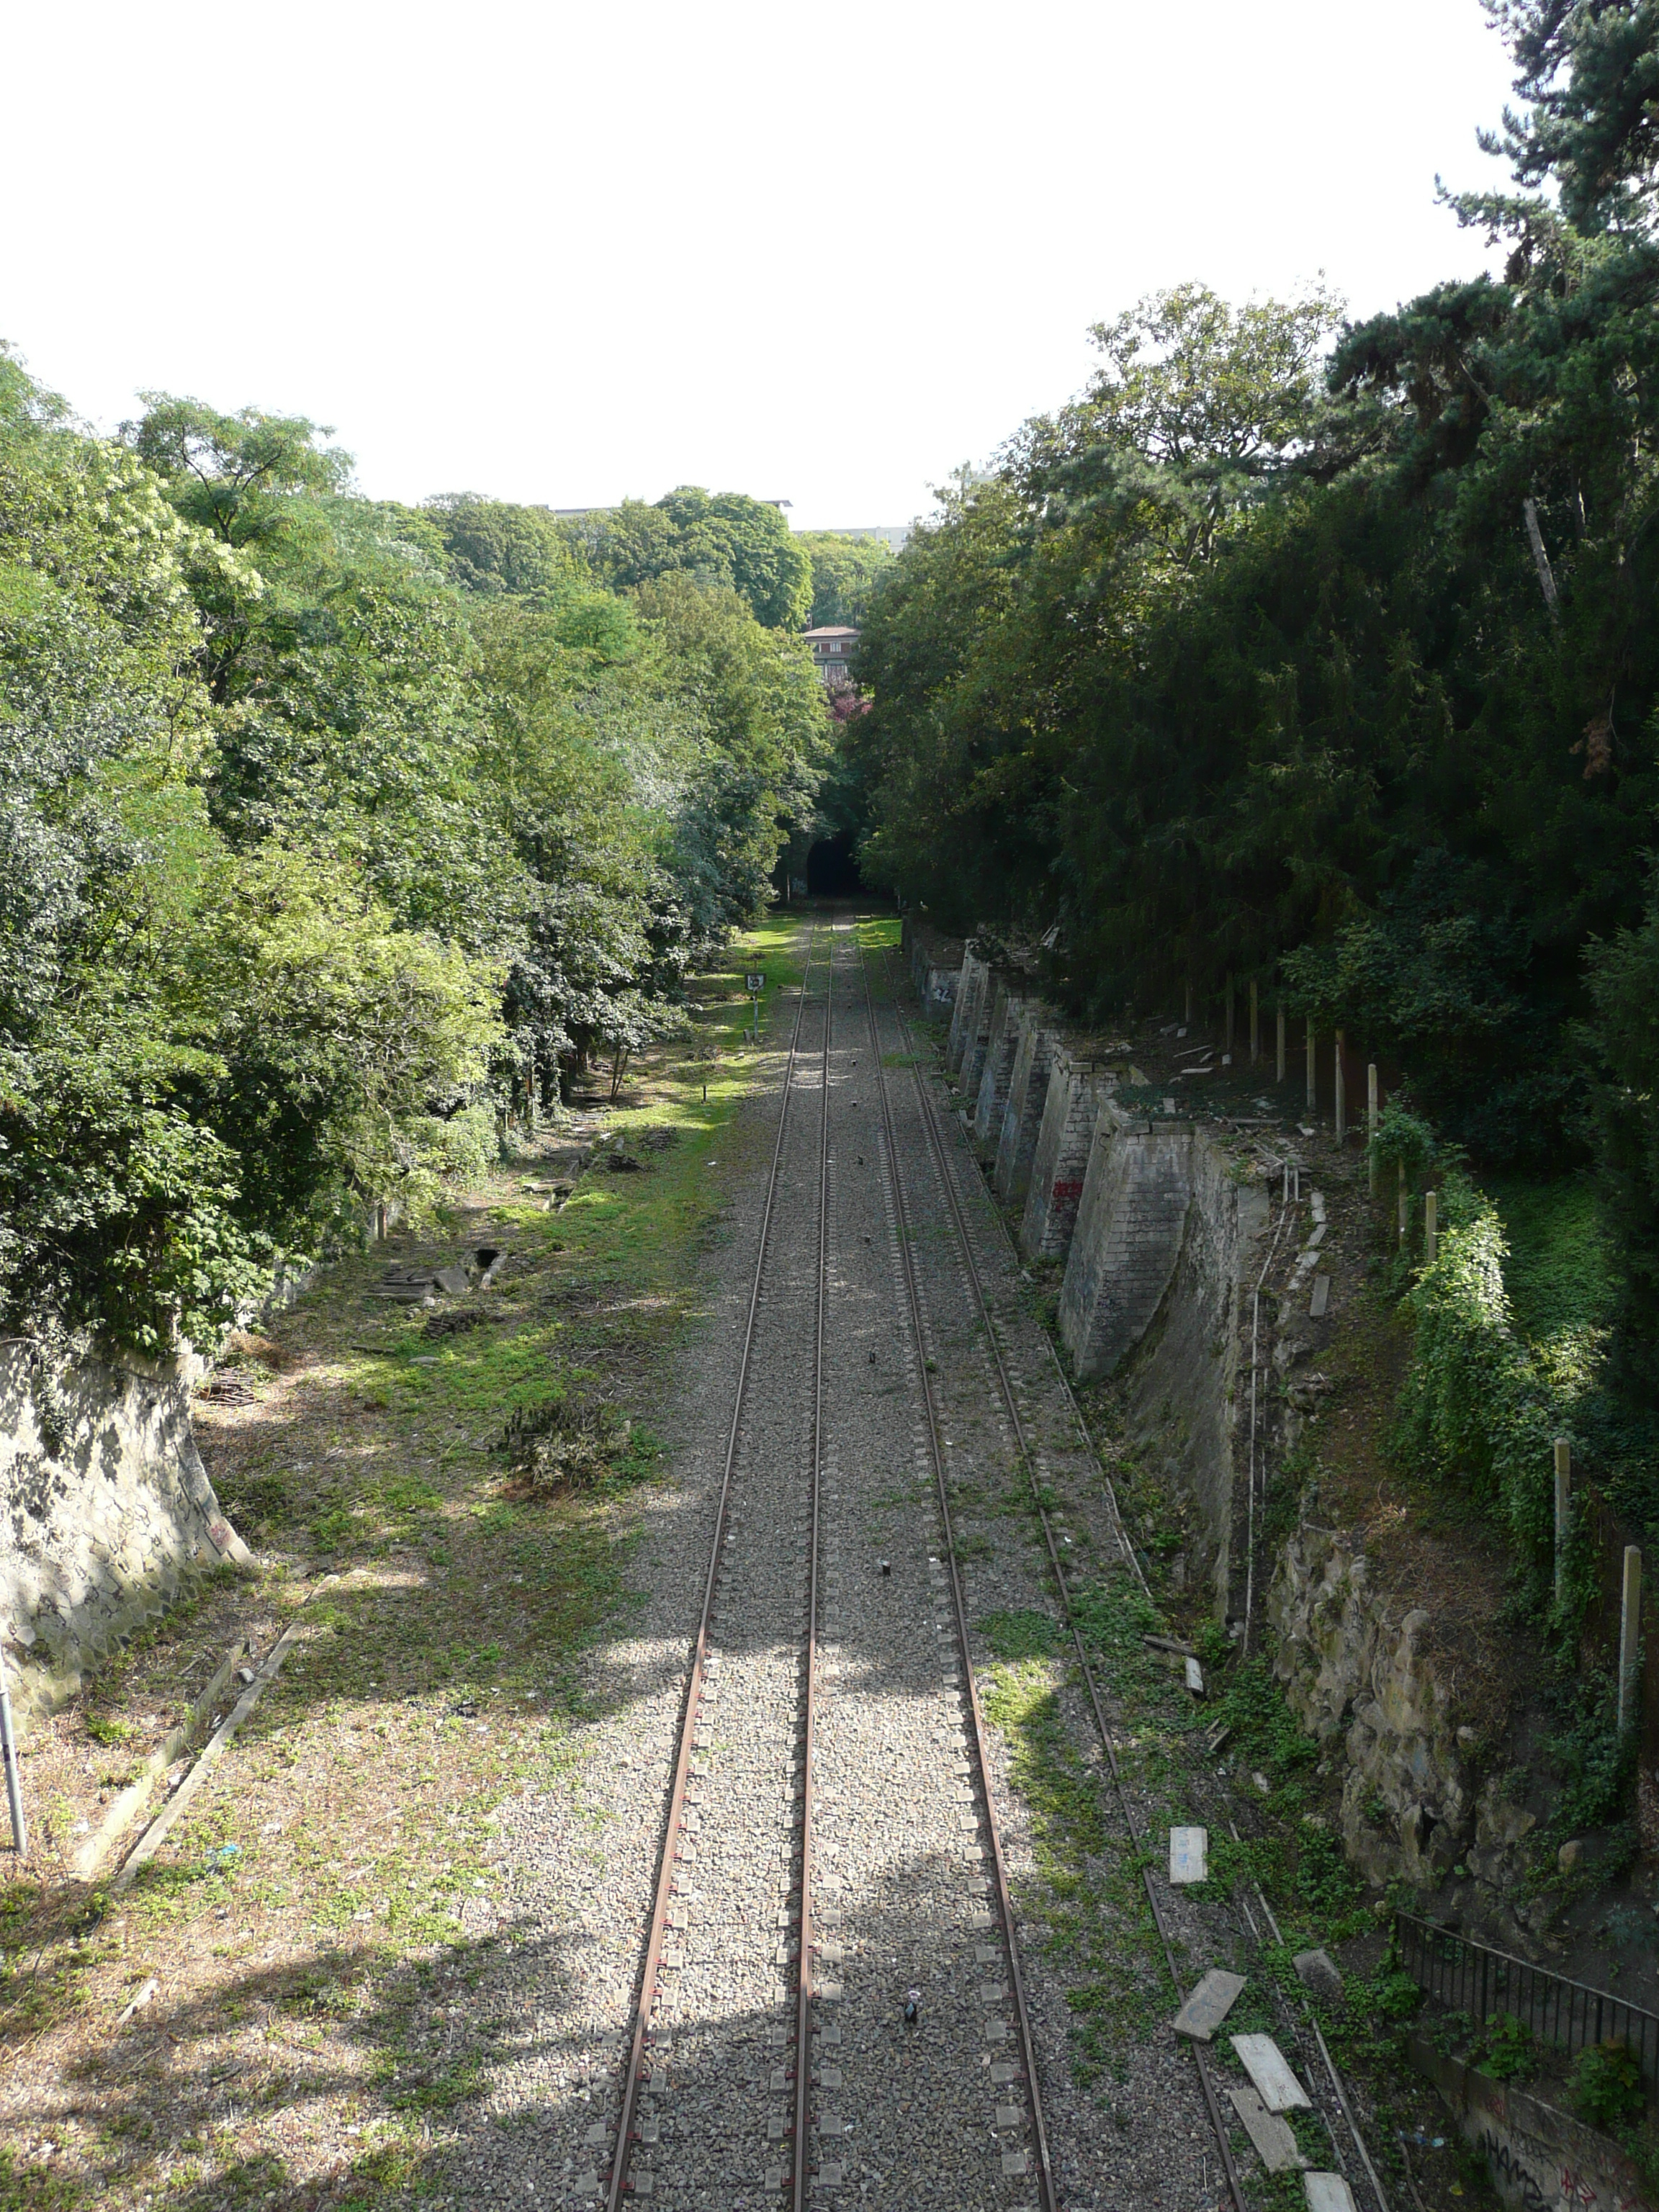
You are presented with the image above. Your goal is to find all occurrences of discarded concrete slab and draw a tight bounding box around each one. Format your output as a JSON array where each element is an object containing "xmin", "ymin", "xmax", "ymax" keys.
[
  {"xmin": 1231, "ymin": 2034, "xmax": 1312, "ymax": 2111},
  {"xmin": 1169, "ymin": 1827, "xmax": 1208, "ymax": 1884},
  {"xmin": 1229, "ymin": 2086, "xmax": 1306, "ymax": 2172},
  {"xmin": 1172, "ymin": 1968, "xmax": 1245, "ymax": 2041},
  {"xmin": 1303, "ymin": 2175, "xmax": 1356, "ymax": 2212}
]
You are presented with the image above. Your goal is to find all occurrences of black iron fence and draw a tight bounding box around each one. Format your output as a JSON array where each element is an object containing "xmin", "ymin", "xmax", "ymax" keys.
[{"xmin": 1396, "ymin": 1910, "xmax": 1659, "ymax": 2090}]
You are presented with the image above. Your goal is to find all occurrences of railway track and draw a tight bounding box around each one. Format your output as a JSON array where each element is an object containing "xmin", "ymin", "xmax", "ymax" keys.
[
  {"xmin": 592, "ymin": 908, "xmax": 1388, "ymax": 2211},
  {"xmin": 870, "ymin": 936, "xmax": 1392, "ymax": 2212},
  {"xmin": 598, "ymin": 919, "xmax": 1060, "ymax": 2208}
]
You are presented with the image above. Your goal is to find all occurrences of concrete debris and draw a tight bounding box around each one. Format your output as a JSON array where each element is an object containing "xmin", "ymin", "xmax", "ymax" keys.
[{"xmin": 1293, "ymin": 1947, "xmax": 1344, "ymax": 2002}]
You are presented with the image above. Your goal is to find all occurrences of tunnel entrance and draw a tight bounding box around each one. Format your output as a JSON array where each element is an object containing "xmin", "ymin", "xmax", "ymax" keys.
[{"xmin": 806, "ymin": 833, "xmax": 863, "ymax": 896}]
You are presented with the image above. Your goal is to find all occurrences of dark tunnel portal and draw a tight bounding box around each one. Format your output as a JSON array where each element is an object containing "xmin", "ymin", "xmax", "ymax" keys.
[{"xmin": 806, "ymin": 834, "xmax": 863, "ymax": 896}]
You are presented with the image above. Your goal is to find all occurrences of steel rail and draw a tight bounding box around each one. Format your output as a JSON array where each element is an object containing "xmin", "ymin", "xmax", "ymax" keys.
[
  {"xmin": 883, "ymin": 943, "xmax": 1391, "ymax": 2212},
  {"xmin": 871, "ymin": 942, "xmax": 1248, "ymax": 2212},
  {"xmin": 856, "ymin": 935, "xmax": 1060, "ymax": 2212},
  {"xmin": 790, "ymin": 920, "xmax": 834, "ymax": 2209},
  {"xmin": 605, "ymin": 920, "xmax": 823, "ymax": 2210}
]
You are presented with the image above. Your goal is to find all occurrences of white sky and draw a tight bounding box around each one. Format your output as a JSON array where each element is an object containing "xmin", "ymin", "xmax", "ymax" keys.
[{"xmin": 5, "ymin": 0, "xmax": 1519, "ymax": 534}]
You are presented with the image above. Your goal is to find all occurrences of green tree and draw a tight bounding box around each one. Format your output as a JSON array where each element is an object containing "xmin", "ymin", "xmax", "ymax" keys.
[
  {"xmin": 575, "ymin": 487, "xmax": 813, "ymax": 629},
  {"xmin": 797, "ymin": 531, "xmax": 895, "ymax": 627}
]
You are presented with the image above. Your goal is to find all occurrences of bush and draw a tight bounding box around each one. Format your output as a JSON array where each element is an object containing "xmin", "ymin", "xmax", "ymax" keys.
[
  {"xmin": 502, "ymin": 1394, "xmax": 634, "ymax": 1493},
  {"xmin": 1396, "ymin": 1166, "xmax": 1558, "ymax": 1580},
  {"xmin": 1480, "ymin": 2011, "xmax": 1535, "ymax": 2082},
  {"xmin": 1568, "ymin": 2038, "xmax": 1645, "ymax": 2131}
]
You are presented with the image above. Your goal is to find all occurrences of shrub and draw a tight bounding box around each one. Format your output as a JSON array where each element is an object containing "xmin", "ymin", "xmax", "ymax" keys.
[
  {"xmin": 1568, "ymin": 2038, "xmax": 1645, "ymax": 2131},
  {"xmin": 1480, "ymin": 2011, "xmax": 1535, "ymax": 2082},
  {"xmin": 1395, "ymin": 1166, "xmax": 1557, "ymax": 1578},
  {"xmin": 503, "ymin": 1395, "xmax": 634, "ymax": 1493}
]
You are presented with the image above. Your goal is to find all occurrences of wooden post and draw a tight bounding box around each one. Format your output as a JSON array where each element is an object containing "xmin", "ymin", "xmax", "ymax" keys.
[
  {"xmin": 1225, "ymin": 975, "xmax": 1235, "ymax": 1056},
  {"xmin": 1553, "ymin": 1439, "xmax": 1571, "ymax": 1607},
  {"xmin": 1276, "ymin": 1005, "xmax": 1286, "ymax": 1084},
  {"xmin": 1305, "ymin": 1021, "xmax": 1316, "ymax": 1113},
  {"xmin": 1367, "ymin": 1064, "xmax": 1379, "ymax": 1192},
  {"xmin": 1334, "ymin": 1030, "xmax": 1346, "ymax": 1141},
  {"xmin": 1424, "ymin": 1189, "xmax": 1438, "ymax": 1266},
  {"xmin": 1249, "ymin": 979, "xmax": 1259, "ymax": 1064},
  {"xmin": 1619, "ymin": 1546, "xmax": 1643, "ymax": 1735},
  {"xmin": 1398, "ymin": 1161, "xmax": 1408, "ymax": 1244},
  {"xmin": 1184, "ymin": 980, "xmax": 1192, "ymax": 1027}
]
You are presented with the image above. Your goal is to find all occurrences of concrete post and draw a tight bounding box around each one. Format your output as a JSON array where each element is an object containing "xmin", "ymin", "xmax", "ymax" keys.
[
  {"xmin": 1225, "ymin": 976, "xmax": 1235, "ymax": 1056},
  {"xmin": 1424, "ymin": 1189, "xmax": 1438, "ymax": 1266},
  {"xmin": 1249, "ymin": 979, "xmax": 1259, "ymax": 1064},
  {"xmin": 1305, "ymin": 1022, "xmax": 1316, "ymax": 1114},
  {"xmin": 1367, "ymin": 1064, "xmax": 1379, "ymax": 1193},
  {"xmin": 1553, "ymin": 1439, "xmax": 1571, "ymax": 1608},
  {"xmin": 1334, "ymin": 1031, "xmax": 1346, "ymax": 1141},
  {"xmin": 1276, "ymin": 1005, "xmax": 1286, "ymax": 1084},
  {"xmin": 1619, "ymin": 1546, "xmax": 1642, "ymax": 1735}
]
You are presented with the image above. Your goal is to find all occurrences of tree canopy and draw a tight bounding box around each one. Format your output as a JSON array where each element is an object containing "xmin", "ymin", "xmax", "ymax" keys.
[
  {"xmin": 0, "ymin": 354, "xmax": 829, "ymax": 1356},
  {"xmin": 843, "ymin": 5, "xmax": 1659, "ymax": 1397}
]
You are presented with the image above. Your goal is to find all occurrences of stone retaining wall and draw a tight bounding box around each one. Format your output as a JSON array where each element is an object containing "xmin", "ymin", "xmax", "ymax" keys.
[
  {"xmin": 0, "ymin": 1340, "xmax": 251, "ymax": 1727},
  {"xmin": 1406, "ymin": 2036, "xmax": 1654, "ymax": 2212}
]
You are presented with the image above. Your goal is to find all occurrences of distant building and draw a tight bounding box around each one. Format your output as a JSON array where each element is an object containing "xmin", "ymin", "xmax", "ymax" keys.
[
  {"xmin": 804, "ymin": 625, "xmax": 859, "ymax": 688},
  {"xmin": 821, "ymin": 526, "xmax": 910, "ymax": 554}
]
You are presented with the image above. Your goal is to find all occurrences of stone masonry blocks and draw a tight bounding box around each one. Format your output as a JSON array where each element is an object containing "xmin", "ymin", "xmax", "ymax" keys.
[
  {"xmin": 1020, "ymin": 1044, "xmax": 1112, "ymax": 1261},
  {"xmin": 973, "ymin": 980, "xmax": 1030, "ymax": 1147},
  {"xmin": 946, "ymin": 951, "xmax": 989, "ymax": 1076},
  {"xmin": 959, "ymin": 965, "xmax": 1000, "ymax": 1096},
  {"xmin": 1, "ymin": 1341, "xmax": 252, "ymax": 1729},
  {"xmin": 1058, "ymin": 1107, "xmax": 1195, "ymax": 1381},
  {"xmin": 994, "ymin": 1011, "xmax": 1057, "ymax": 1205}
]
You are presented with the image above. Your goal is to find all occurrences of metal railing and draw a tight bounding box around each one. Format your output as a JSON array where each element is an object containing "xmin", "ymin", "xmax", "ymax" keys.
[{"xmin": 1396, "ymin": 1910, "xmax": 1659, "ymax": 2089}]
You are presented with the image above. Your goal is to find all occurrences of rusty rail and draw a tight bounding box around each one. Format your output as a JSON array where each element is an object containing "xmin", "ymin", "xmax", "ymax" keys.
[{"xmin": 605, "ymin": 920, "xmax": 824, "ymax": 2208}]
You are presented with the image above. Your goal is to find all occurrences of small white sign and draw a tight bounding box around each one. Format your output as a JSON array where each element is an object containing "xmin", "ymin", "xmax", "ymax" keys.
[{"xmin": 1169, "ymin": 1826, "xmax": 1208, "ymax": 1884}]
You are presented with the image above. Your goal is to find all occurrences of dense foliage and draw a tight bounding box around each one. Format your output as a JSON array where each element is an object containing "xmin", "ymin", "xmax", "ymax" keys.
[
  {"xmin": 848, "ymin": 1, "xmax": 1659, "ymax": 1392},
  {"xmin": 0, "ymin": 369, "xmax": 829, "ymax": 1354}
]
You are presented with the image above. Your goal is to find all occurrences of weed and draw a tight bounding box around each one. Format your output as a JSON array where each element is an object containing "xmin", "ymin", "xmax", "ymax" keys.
[
  {"xmin": 501, "ymin": 1395, "xmax": 636, "ymax": 1494},
  {"xmin": 1568, "ymin": 2037, "xmax": 1645, "ymax": 2128}
]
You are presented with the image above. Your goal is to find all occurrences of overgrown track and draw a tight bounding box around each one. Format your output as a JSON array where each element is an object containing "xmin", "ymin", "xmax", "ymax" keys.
[
  {"xmin": 872, "ymin": 939, "xmax": 1392, "ymax": 2212},
  {"xmin": 601, "ymin": 917, "xmax": 1059, "ymax": 2208}
]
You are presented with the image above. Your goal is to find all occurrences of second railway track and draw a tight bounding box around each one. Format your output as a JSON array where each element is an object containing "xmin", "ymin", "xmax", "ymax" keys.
[
  {"xmin": 590, "ymin": 907, "xmax": 1385, "ymax": 2212},
  {"xmin": 600, "ymin": 919, "xmax": 1054, "ymax": 2209}
]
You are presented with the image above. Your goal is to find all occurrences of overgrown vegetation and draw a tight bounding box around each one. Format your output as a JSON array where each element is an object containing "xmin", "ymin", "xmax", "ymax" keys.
[
  {"xmin": 845, "ymin": 2, "xmax": 1659, "ymax": 1410},
  {"xmin": 0, "ymin": 377, "xmax": 832, "ymax": 1354}
]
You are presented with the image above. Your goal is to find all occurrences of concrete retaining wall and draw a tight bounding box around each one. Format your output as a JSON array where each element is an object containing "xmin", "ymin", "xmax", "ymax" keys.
[
  {"xmin": 993, "ymin": 1008, "xmax": 1056, "ymax": 1205},
  {"xmin": 0, "ymin": 1340, "xmax": 251, "ymax": 1727},
  {"xmin": 946, "ymin": 951, "xmax": 989, "ymax": 1076},
  {"xmin": 974, "ymin": 981, "xmax": 1032, "ymax": 1146},
  {"xmin": 903, "ymin": 918, "xmax": 964, "ymax": 1017},
  {"xmin": 1020, "ymin": 1044, "xmax": 1112, "ymax": 1261},
  {"xmin": 1406, "ymin": 2036, "xmax": 1654, "ymax": 2212},
  {"xmin": 1058, "ymin": 1107, "xmax": 1195, "ymax": 1380}
]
